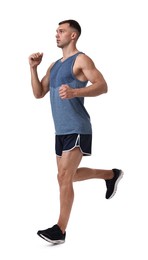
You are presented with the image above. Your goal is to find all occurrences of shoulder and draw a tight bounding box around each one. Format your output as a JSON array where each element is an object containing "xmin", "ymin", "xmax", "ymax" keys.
[{"xmin": 76, "ymin": 53, "xmax": 95, "ymax": 69}]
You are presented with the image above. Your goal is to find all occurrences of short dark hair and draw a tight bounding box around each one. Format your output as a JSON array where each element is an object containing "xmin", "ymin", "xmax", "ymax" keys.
[{"xmin": 59, "ymin": 19, "xmax": 81, "ymax": 37}]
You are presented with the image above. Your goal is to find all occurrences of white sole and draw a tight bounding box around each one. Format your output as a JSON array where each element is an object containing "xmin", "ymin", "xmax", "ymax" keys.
[{"xmin": 40, "ymin": 234, "xmax": 65, "ymax": 244}]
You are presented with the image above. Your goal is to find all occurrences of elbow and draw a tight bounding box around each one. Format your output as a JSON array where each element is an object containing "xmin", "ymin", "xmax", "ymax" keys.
[
  {"xmin": 34, "ymin": 93, "xmax": 43, "ymax": 99},
  {"xmin": 96, "ymin": 80, "xmax": 108, "ymax": 96},
  {"xmin": 99, "ymin": 81, "xmax": 108, "ymax": 95},
  {"xmin": 33, "ymin": 90, "xmax": 44, "ymax": 99},
  {"xmin": 104, "ymin": 82, "xmax": 108, "ymax": 93}
]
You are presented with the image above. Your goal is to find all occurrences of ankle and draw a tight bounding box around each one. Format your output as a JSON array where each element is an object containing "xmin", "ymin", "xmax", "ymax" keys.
[
  {"xmin": 105, "ymin": 170, "xmax": 114, "ymax": 180},
  {"xmin": 57, "ymin": 223, "xmax": 66, "ymax": 234}
]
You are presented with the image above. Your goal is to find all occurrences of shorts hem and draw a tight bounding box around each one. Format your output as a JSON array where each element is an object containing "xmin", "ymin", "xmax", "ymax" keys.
[{"xmin": 56, "ymin": 145, "xmax": 92, "ymax": 157}]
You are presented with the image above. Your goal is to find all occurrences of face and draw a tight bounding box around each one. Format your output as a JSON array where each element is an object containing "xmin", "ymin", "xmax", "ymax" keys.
[{"xmin": 55, "ymin": 23, "xmax": 76, "ymax": 48}]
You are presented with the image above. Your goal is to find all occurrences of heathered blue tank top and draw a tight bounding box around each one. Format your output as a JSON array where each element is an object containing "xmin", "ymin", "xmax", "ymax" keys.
[{"xmin": 49, "ymin": 52, "xmax": 92, "ymax": 135}]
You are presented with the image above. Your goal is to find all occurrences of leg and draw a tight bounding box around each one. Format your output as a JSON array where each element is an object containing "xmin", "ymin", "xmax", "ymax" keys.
[
  {"xmin": 73, "ymin": 167, "xmax": 114, "ymax": 182},
  {"xmin": 73, "ymin": 166, "xmax": 123, "ymax": 199},
  {"xmin": 56, "ymin": 147, "xmax": 83, "ymax": 233}
]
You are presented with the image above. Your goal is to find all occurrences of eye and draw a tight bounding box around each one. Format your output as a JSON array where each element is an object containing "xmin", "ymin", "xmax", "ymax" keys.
[{"xmin": 60, "ymin": 29, "xmax": 65, "ymax": 33}]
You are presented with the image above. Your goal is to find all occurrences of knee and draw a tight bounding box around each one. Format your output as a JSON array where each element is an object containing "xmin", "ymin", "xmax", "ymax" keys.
[
  {"xmin": 57, "ymin": 170, "xmax": 66, "ymax": 187},
  {"xmin": 57, "ymin": 169, "xmax": 71, "ymax": 187},
  {"xmin": 57, "ymin": 171, "xmax": 62, "ymax": 186}
]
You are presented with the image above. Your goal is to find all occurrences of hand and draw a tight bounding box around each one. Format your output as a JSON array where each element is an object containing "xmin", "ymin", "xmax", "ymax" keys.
[
  {"xmin": 28, "ymin": 52, "xmax": 43, "ymax": 68},
  {"xmin": 59, "ymin": 84, "xmax": 75, "ymax": 99}
]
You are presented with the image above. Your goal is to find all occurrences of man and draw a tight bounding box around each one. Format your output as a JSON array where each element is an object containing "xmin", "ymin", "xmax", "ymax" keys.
[{"xmin": 28, "ymin": 19, "xmax": 123, "ymax": 244}]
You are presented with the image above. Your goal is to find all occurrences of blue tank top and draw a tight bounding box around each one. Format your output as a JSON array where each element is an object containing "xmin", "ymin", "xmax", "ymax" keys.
[{"xmin": 49, "ymin": 52, "xmax": 92, "ymax": 135}]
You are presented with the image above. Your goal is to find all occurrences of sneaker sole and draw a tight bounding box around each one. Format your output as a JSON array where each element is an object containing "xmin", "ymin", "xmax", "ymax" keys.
[
  {"xmin": 39, "ymin": 234, "xmax": 65, "ymax": 244},
  {"xmin": 108, "ymin": 170, "xmax": 124, "ymax": 199}
]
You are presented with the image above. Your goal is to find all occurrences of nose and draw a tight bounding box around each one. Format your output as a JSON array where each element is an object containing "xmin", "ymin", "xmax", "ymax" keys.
[{"xmin": 56, "ymin": 32, "xmax": 59, "ymax": 39}]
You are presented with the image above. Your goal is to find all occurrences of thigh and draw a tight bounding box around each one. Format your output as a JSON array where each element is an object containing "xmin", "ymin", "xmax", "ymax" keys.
[{"xmin": 56, "ymin": 147, "xmax": 83, "ymax": 176}]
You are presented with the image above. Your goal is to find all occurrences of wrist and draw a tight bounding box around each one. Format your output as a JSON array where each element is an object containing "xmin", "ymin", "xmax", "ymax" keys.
[
  {"xmin": 73, "ymin": 88, "xmax": 78, "ymax": 98},
  {"xmin": 30, "ymin": 66, "xmax": 38, "ymax": 74},
  {"xmin": 30, "ymin": 65, "xmax": 38, "ymax": 70}
]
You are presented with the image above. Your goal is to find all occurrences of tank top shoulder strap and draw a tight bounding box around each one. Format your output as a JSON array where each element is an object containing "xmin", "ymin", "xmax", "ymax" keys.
[{"xmin": 75, "ymin": 51, "xmax": 85, "ymax": 57}]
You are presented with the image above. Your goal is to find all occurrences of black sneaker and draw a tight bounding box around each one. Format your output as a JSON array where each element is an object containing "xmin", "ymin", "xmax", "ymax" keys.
[
  {"xmin": 105, "ymin": 169, "xmax": 124, "ymax": 199},
  {"xmin": 37, "ymin": 224, "xmax": 66, "ymax": 244}
]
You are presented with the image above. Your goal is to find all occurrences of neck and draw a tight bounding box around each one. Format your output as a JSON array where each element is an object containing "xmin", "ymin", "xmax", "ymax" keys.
[{"xmin": 62, "ymin": 46, "xmax": 79, "ymax": 60}]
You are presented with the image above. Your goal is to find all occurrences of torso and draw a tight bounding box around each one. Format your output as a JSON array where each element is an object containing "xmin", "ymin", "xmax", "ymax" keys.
[{"xmin": 49, "ymin": 52, "xmax": 92, "ymax": 135}]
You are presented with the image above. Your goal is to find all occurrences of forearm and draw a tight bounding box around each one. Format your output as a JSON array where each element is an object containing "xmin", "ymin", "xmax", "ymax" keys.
[
  {"xmin": 74, "ymin": 81, "xmax": 108, "ymax": 98},
  {"xmin": 30, "ymin": 67, "xmax": 43, "ymax": 98}
]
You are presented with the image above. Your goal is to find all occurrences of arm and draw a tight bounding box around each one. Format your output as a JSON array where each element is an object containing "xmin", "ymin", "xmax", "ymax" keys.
[
  {"xmin": 59, "ymin": 54, "xmax": 107, "ymax": 99},
  {"xmin": 28, "ymin": 52, "xmax": 51, "ymax": 98},
  {"xmin": 75, "ymin": 54, "xmax": 108, "ymax": 97}
]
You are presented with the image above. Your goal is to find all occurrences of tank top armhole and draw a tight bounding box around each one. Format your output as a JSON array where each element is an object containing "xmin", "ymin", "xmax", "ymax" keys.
[{"xmin": 71, "ymin": 52, "xmax": 88, "ymax": 84}]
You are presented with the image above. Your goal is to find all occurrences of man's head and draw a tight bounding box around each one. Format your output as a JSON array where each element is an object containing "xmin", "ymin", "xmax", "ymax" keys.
[
  {"xmin": 56, "ymin": 19, "xmax": 81, "ymax": 49},
  {"xmin": 58, "ymin": 19, "xmax": 81, "ymax": 38}
]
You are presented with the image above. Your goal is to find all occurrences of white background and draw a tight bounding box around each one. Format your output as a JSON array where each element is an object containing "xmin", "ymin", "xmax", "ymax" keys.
[{"xmin": 0, "ymin": 0, "xmax": 148, "ymax": 259}]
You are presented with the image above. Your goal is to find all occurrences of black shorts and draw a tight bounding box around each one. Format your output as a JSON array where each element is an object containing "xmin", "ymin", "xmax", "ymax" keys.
[{"xmin": 55, "ymin": 134, "xmax": 92, "ymax": 157}]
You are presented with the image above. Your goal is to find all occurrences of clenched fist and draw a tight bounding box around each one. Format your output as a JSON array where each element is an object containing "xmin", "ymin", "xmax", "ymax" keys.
[
  {"xmin": 28, "ymin": 52, "xmax": 43, "ymax": 68},
  {"xmin": 59, "ymin": 84, "xmax": 75, "ymax": 99}
]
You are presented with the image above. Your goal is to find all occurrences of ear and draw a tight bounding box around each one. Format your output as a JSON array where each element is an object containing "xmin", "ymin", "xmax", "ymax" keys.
[{"xmin": 71, "ymin": 32, "xmax": 77, "ymax": 39}]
